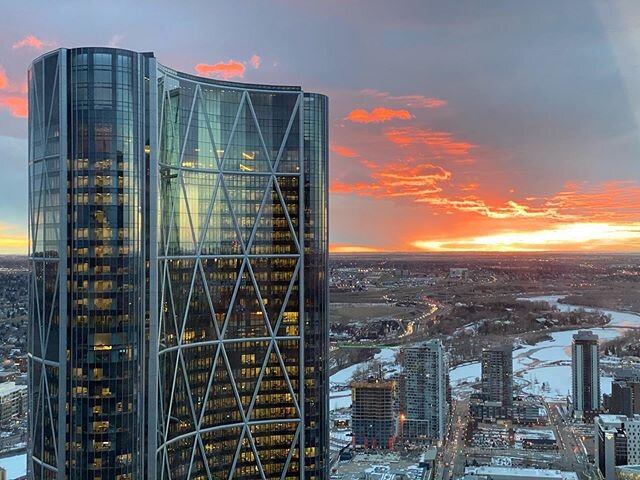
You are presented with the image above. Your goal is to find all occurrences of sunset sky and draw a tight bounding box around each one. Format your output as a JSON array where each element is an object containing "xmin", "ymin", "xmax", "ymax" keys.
[{"xmin": 0, "ymin": 0, "xmax": 639, "ymax": 253}]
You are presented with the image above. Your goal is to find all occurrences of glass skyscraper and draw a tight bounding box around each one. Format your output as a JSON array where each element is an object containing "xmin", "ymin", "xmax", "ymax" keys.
[{"xmin": 28, "ymin": 47, "xmax": 328, "ymax": 480}]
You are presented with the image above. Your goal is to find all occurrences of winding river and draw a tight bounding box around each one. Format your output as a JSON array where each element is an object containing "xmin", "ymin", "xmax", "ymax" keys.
[
  {"xmin": 330, "ymin": 295, "xmax": 640, "ymax": 409},
  {"xmin": 450, "ymin": 295, "xmax": 640, "ymax": 399}
]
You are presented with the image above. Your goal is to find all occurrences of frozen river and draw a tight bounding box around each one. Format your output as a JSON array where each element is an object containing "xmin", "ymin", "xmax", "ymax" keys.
[{"xmin": 450, "ymin": 295, "xmax": 640, "ymax": 400}]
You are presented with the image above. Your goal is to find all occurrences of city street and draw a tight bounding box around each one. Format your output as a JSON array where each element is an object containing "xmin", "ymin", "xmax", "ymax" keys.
[{"xmin": 437, "ymin": 398, "xmax": 468, "ymax": 480}]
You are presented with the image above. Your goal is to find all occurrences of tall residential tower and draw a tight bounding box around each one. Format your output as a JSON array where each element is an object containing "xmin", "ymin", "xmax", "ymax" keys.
[
  {"xmin": 28, "ymin": 47, "xmax": 328, "ymax": 480},
  {"xmin": 481, "ymin": 344, "xmax": 513, "ymax": 407},
  {"xmin": 403, "ymin": 340, "xmax": 447, "ymax": 444},
  {"xmin": 572, "ymin": 330, "xmax": 600, "ymax": 420}
]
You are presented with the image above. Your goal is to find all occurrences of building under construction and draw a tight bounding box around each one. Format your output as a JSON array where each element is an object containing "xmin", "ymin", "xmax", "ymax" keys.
[{"xmin": 351, "ymin": 379, "xmax": 397, "ymax": 449}]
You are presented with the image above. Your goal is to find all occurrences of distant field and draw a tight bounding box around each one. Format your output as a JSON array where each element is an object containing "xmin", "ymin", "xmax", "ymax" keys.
[
  {"xmin": 330, "ymin": 302, "xmax": 416, "ymax": 325},
  {"xmin": 329, "ymin": 289, "xmax": 386, "ymax": 304}
]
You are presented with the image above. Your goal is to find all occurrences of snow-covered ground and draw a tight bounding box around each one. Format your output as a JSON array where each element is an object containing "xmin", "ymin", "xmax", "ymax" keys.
[
  {"xmin": 451, "ymin": 295, "xmax": 640, "ymax": 401},
  {"xmin": 330, "ymin": 392, "xmax": 352, "ymax": 411},
  {"xmin": 329, "ymin": 347, "xmax": 400, "ymax": 412},
  {"xmin": 0, "ymin": 453, "xmax": 26, "ymax": 479}
]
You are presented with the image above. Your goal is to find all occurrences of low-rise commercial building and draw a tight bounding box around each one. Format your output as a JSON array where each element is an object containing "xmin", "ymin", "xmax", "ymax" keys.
[
  {"xmin": 469, "ymin": 396, "xmax": 545, "ymax": 424},
  {"xmin": 462, "ymin": 466, "xmax": 578, "ymax": 480}
]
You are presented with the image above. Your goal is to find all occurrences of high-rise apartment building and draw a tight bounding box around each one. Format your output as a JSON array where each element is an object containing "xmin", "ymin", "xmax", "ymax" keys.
[
  {"xmin": 351, "ymin": 379, "xmax": 396, "ymax": 450},
  {"xmin": 403, "ymin": 340, "xmax": 447, "ymax": 444},
  {"xmin": 572, "ymin": 330, "xmax": 600, "ymax": 420},
  {"xmin": 28, "ymin": 47, "xmax": 328, "ymax": 480},
  {"xmin": 608, "ymin": 368, "xmax": 640, "ymax": 417},
  {"xmin": 481, "ymin": 344, "xmax": 513, "ymax": 407}
]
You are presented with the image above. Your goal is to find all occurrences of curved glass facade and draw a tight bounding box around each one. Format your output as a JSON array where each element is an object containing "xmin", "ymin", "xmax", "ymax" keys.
[{"xmin": 28, "ymin": 47, "xmax": 328, "ymax": 480}]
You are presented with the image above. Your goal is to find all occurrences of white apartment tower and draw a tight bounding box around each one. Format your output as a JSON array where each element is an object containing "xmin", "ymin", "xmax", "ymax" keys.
[{"xmin": 403, "ymin": 340, "xmax": 447, "ymax": 444}]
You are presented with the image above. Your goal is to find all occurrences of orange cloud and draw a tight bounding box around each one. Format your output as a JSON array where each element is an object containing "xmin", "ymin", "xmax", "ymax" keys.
[
  {"xmin": 418, "ymin": 196, "xmax": 566, "ymax": 219},
  {"xmin": 330, "ymin": 244, "xmax": 382, "ymax": 253},
  {"xmin": 195, "ymin": 60, "xmax": 245, "ymax": 80},
  {"xmin": 412, "ymin": 182, "xmax": 640, "ymax": 222},
  {"xmin": 544, "ymin": 182, "xmax": 640, "ymax": 221},
  {"xmin": 0, "ymin": 95, "xmax": 27, "ymax": 118},
  {"xmin": 12, "ymin": 35, "xmax": 48, "ymax": 50},
  {"xmin": 375, "ymin": 163, "xmax": 450, "ymax": 195},
  {"xmin": 385, "ymin": 127, "xmax": 476, "ymax": 156},
  {"xmin": 346, "ymin": 107, "xmax": 413, "ymax": 123},
  {"xmin": 331, "ymin": 160, "xmax": 451, "ymax": 198},
  {"xmin": 0, "ymin": 66, "xmax": 27, "ymax": 118},
  {"xmin": 250, "ymin": 54, "xmax": 261, "ymax": 69},
  {"xmin": 0, "ymin": 68, "xmax": 8, "ymax": 90},
  {"xmin": 330, "ymin": 181, "xmax": 371, "ymax": 194},
  {"xmin": 332, "ymin": 135, "xmax": 640, "ymax": 226},
  {"xmin": 412, "ymin": 222, "xmax": 640, "ymax": 252},
  {"xmin": 459, "ymin": 182, "xmax": 479, "ymax": 192},
  {"xmin": 362, "ymin": 89, "xmax": 447, "ymax": 109},
  {"xmin": 330, "ymin": 144, "xmax": 359, "ymax": 158}
]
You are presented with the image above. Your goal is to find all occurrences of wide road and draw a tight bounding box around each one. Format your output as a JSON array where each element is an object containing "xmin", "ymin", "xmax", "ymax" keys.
[{"xmin": 438, "ymin": 398, "xmax": 468, "ymax": 480}]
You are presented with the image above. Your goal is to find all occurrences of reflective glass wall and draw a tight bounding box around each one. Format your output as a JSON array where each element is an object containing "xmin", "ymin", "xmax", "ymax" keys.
[
  {"xmin": 29, "ymin": 47, "xmax": 327, "ymax": 480},
  {"xmin": 28, "ymin": 49, "xmax": 64, "ymax": 480},
  {"xmin": 156, "ymin": 66, "xmax": 323, "ymax": 479},
  {"xmin": 29, "ymin": 47, "xmax": 151, "ymax": 480},
  {"xmin": 302, "ymin": 93, "xmax": 329, "ymax": 479}
]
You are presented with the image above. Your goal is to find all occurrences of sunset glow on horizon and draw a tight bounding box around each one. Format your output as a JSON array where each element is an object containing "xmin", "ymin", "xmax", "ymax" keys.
[{"xmin": 411, "ymin": 222, "xmax": 640, "ymax": 253}]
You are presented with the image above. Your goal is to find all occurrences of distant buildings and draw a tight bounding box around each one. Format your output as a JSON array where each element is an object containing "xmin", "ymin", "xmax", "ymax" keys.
[
  {"xmin": 469, "ymin": 343, "xmax": 545, "ymax": 424},
  {"xmin": 607, "ymin": 368, "xmax": 640, "ymax": 417},
  {"xmin": 481, "ymin": 344, "xmax": 513, "ymax": 407},
  {"xmin": 572, "ymin": 330, "xmax": 601, "ymax": 420},
  {"xmin": 403, "ymin": 340, "xmax": 447, "ymax": 444},
  {"xmin": 351, "ymin": 379, "xmax": 396, "ymax": 449},
  {"xmin": 595, "ymin": 414, "xmax": 640, "ymax": 480},
  {"xmin": 469, "ymin": 396, "xmax": 545, "ymax": 424},
  {"xmin": 470, "ymin": 344, "xmax": 521, "ymax": 423},
  {"xmin": 449, "ymin": 267, "xmax": 469, "ymax": 281}
]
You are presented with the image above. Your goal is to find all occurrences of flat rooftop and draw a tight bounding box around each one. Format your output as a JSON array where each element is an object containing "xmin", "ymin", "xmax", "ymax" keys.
[
  {"xmin": 333, "ymin": 451, "xmax": 430, "ymax": 480},
  {"xmin": 0, "ymin": 382, "xmax": 26, "ymax": 396},
  {"xmin": 464, "ymin": 466, "xmax": 578, "ymax": 479}
]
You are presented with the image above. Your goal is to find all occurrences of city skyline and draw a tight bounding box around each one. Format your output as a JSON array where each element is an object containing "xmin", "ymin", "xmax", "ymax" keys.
[{"xmin": 1, "ymin": 0, "xmax": 640, "ymax": 253}]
